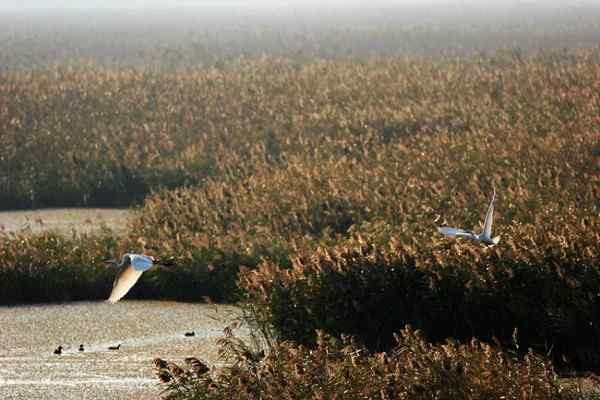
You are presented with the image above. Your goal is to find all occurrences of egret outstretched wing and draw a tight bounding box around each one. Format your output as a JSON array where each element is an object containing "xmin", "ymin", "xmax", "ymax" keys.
[
  {"xmin": 437, "ymin": 227, "xmax": 477, "ymax": 240},
  {"xmin": 130, "ymin": 254, "xmax": 154, "ymax": 271},
  {"xmin": 482, "ymin": 187, "xmax": 495, "ymax": 239},
  {"xmin": 107, "ymin": 262, "xmax": 145, "ymax": 303},
  {"xmin": 106, "ymin": 253, "xmax": 175, "ymax": 303}
]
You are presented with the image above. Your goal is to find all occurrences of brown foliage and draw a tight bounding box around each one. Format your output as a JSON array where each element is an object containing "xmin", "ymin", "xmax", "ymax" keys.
[{"xmin": 159, "ymin": 327, "xmax": 573, "ymax": 400}]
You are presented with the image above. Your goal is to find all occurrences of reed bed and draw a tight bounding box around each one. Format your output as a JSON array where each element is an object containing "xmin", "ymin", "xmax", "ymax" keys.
[
  {"xmin": 239, "ymin": 225, "xmax": 600, "ymax": 369},
  {"xmin": 2, "ymin": 50, "xmax": 599, "ymax": 210},
  {"xmin": 0, "ymin": 231, "xmax": 118, "ymax": 303},
  {"xmin": 157, "ymin": 327, "xmax": 590, "ymax": 400},
  {"xmin": 1, "ymin": 50, "xmax": 598, "ymax": 380}
]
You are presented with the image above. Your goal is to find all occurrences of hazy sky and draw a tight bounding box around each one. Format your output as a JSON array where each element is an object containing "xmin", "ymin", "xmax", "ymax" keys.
[{"xmin": 1, "ymin": 0, "xmax": 593, "ymax": 10}]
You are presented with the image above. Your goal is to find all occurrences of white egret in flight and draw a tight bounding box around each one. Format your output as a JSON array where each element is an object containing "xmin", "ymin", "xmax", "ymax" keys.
[
  {"xmin": 438, "ymin": 188, "xmax": 500, "ymax": 246},
  {"xmin": 105, "ymin": 253, "xmax": 174, "ymax": 303}
]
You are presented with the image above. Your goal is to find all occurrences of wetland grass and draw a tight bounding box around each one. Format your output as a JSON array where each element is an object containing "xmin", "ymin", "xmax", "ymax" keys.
[{"xmin": 1, "ymin": 49, "xmax": 598, "ymax": 395}]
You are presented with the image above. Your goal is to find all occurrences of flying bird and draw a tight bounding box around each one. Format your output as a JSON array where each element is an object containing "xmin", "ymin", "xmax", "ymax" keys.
[
  {"xmin": 438, "ymin": 188, "xmax": 500, "ymax": 246},
  {"xmin": 105, "ymin": 253, "xmax": 174, "ymax": 303}
]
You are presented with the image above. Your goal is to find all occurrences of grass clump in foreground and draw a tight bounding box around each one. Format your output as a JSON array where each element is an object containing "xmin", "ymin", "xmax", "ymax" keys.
[{"xmin": 157, "ymin": 327, "xmax": 586, "ymax": 400}]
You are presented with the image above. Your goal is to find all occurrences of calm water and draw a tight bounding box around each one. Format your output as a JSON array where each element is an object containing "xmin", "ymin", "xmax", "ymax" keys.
[
  {"xmin": 0, "ymin": 301, "xmax": 244, "ymax": 400},
  {"xmin": 0, "ymin": 208, "xmax": 132, "ymax": 235}
]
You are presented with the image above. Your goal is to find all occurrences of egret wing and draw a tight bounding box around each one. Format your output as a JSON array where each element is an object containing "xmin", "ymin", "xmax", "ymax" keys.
[
  {"xmin": 107, "ymin": 264, "xmax": 145, "ymax": 303},
  {"xmin": 482, "ymin": 188, "xmax": 496, "ymax": 238},
  {"xmin": 438, "ymin": 227, "xmax": 477, "ymax": 239},
  {"xmin": 130, "ymin": 254, "xmax": 154, "ymax": 271}
]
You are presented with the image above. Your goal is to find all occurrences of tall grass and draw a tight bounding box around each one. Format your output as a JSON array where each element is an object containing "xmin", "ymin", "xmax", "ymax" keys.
[
  {"xmin": 239, "ymin": 226, "xmax": 600, "ymax": 369},
  {"xmin": 0, "ymin": 231, "xmax": 118, "ymax": 303},
  {"xmin": 156, "ymin": 327, "xmax": 587, "ymax": 400},
  {"xmin": 2, "ymin": 50, "xmax": 599, "ymax": 209},
  {"xmin": 1, "ymin": 50, "xmax": 598, "ymax": 370}
]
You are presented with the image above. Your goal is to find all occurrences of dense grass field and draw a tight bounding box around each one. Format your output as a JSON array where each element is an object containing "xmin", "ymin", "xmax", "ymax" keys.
[{"xmin": 1, "ymin": 5, "xmax": 600, "ymax": 397}]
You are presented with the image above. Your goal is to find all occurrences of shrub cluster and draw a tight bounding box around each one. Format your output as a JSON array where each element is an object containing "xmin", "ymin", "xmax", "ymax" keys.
[
  {"xmin": 0, "ymin": 231, "xmax": 252, "ymax": 304},
  {"xmin": 0, "ymin": 231, "xmax": 118, "ymax": 303},
  {"xmin": 239, "ymin": 220, "xmax": 600, "ymax": 370},
  {"xmin": 157, "ymin": 327, "xmax": 579, "ymax": 400}
]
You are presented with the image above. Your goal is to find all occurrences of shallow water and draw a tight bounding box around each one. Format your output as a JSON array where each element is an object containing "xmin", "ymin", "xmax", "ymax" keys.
[
  {"xmin": 0, "ymin": 301, "xmax": 244, "ymax": 400},
  {"xmin": 0, "ymin": 208, "xmax": 132, "ymax": 235}
]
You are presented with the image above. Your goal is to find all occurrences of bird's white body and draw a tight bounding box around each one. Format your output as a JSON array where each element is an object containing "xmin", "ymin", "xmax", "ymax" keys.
[
  {"xmin": 106, "ymin": 253, "xmax": 158, "ymax": 303},
  {"xmin": 438, "ymin": 188, "xmax": 500, "ymax": 246}
]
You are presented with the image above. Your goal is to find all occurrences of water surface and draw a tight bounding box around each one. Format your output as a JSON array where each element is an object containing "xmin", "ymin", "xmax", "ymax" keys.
[
  {"xmin": 0, "ymin": 208, "xmax": 132, "ymax": 236},
  {"xmin": 0, "ymin": 301, "xmax": 243, "ymax": 399}
]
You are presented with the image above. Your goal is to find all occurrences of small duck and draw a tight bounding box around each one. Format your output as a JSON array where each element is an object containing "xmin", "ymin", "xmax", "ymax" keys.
[
  {"xmin": 108, "ymin": 344, "xmax": 121, "ymax": 350},
  {"xmin": 79, "ymin": 344, "xmax": 85, "ymax": 352},
  {"xmin": 184, "ymin": 331, "xmax": 195, "ymax": 337},
  {"xmin": 53, "ymin": 346, "xmax": 63, "ymax": 355}
]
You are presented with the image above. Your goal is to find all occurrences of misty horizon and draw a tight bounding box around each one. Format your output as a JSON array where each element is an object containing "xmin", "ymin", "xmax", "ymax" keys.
[{"xmin": 1, "ymin": 0, "xmax": 600, "ymax": 70}]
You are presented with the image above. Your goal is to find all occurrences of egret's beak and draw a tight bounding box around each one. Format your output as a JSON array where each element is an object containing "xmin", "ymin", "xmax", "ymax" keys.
[{"xmin": 103, "ymin": 259, "xmax": 118, "ymax": 266}]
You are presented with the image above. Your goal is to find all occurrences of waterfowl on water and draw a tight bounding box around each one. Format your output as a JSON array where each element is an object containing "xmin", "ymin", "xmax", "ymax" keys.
[
  {"xmin": 108, "ymin": 344, "xmax": 121, "ymax": 350},
  {"xmin": 184, "ymin": 331, "xmax": 195, "ymax": 337},
  {"xmin": 438, "ymin": 187, "xmax": 501, "ymax": 246},
  {"xmin": 105, "ymin": 253, "xmax": 175, "ymax": 303},
  {"xmin": 79, "ymin": 344, "xmax": 84, "ymax": 352},
  {"xmin": 53, "ymin": 346, "xmax": 63, "ymax": 355}
]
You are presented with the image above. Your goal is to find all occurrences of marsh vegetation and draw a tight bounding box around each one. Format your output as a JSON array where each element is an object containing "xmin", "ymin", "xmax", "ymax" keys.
[{"xmin": 1, "ymin": 2, "xmax": 599, "ymax": 398}]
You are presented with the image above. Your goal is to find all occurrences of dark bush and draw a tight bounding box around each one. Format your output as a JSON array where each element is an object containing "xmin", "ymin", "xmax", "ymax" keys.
[{"xmin": 240, "ymin": 227, "xmax": 600, "ymax": 370}]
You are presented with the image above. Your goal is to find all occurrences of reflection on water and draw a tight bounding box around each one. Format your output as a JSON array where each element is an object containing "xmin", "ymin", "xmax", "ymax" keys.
[{"xmin": 0, "ymin": 301, "xmax": 244, "ymax": 400}]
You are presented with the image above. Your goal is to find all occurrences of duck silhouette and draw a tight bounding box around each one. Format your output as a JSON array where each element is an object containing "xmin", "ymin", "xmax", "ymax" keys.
[
  {"xmin": 53, "ymin": 346, "xmax": 63, "ymax": 355},
  {"xmin": 184, "ymin": 331, "xmax": 195, "ymax": 337},
  {"xmin": 79, "ymin": 344, "xmax": 85, "ymax": 352},
  {"xmin": 108, "ymin": 344, "xmax": 121, "ymax": 350}
]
